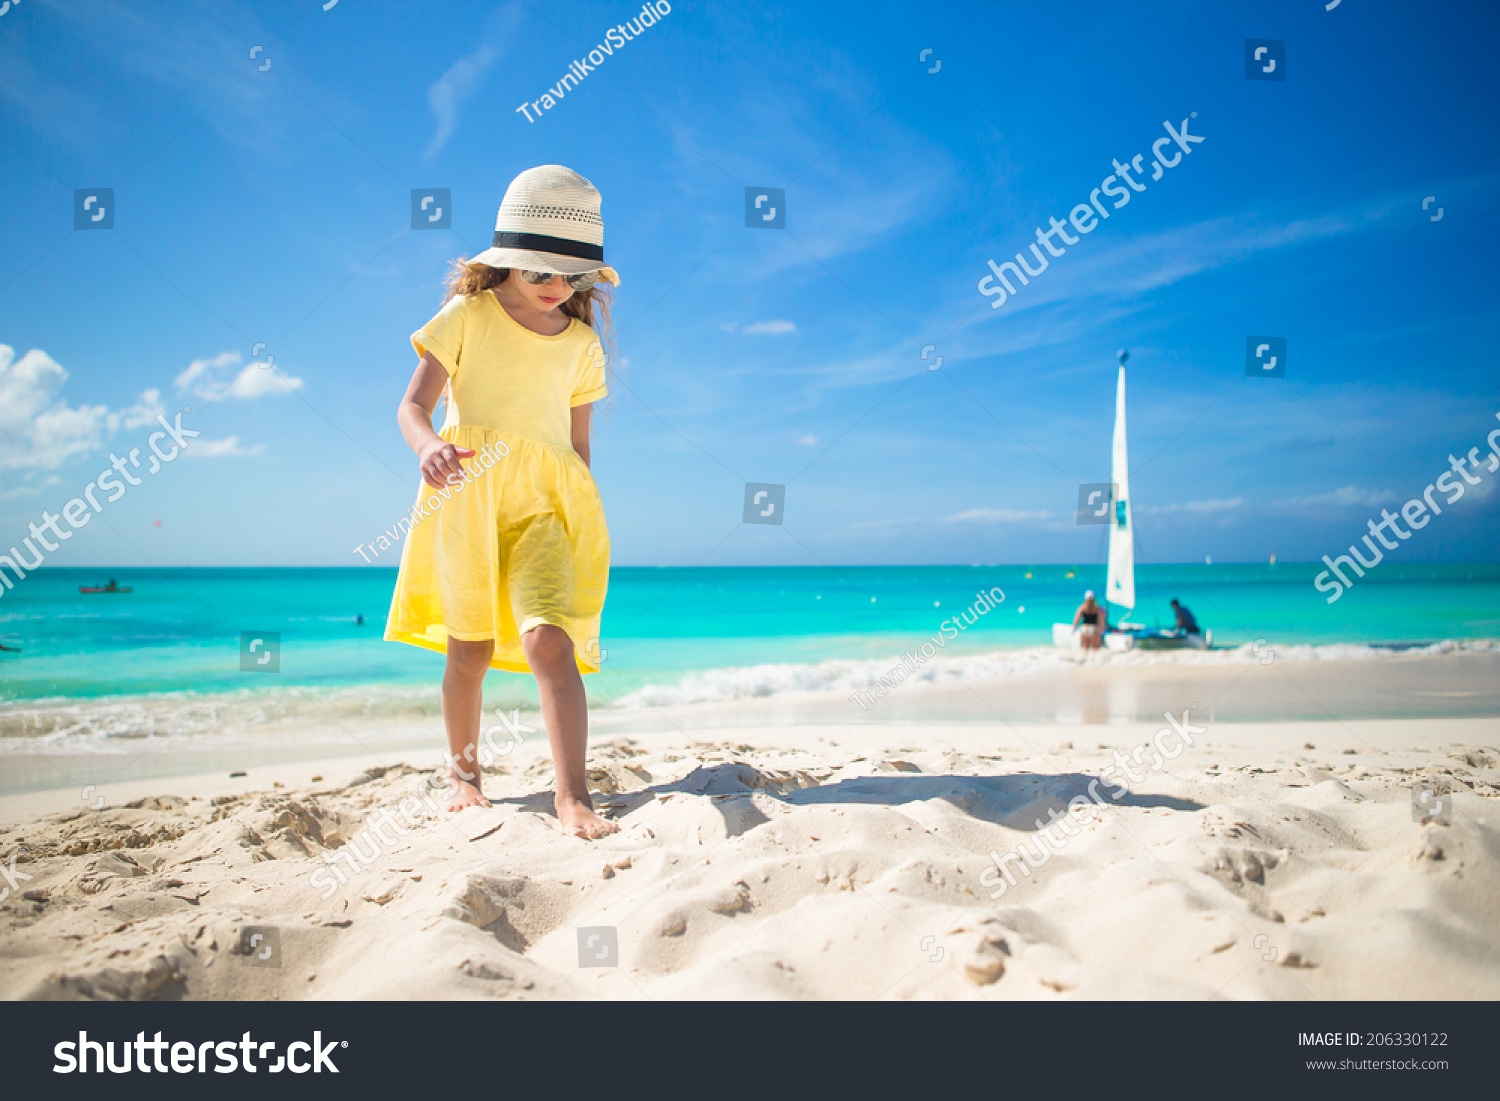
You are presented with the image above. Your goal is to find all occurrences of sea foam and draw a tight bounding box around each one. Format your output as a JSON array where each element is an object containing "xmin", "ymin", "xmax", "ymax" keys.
[{"xmin": 612, "ymin": 638, "xmax": 1500, "ymax": 708}]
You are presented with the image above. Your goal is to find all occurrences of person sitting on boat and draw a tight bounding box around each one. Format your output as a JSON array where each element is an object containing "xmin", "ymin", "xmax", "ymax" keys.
[
  {"xmin": 1170, "ymin": 599, "xmax": 1200, "ymax": 635},
  {"xmin": 1072, "ymin": 591, "xmax": 1109, "ymax": 650}
]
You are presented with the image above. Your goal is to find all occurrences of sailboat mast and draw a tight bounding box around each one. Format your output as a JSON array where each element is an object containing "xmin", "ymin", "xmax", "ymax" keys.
[{"xmin": 1105, "ymin": 349, "xmax": 1135, "ymax": 611}]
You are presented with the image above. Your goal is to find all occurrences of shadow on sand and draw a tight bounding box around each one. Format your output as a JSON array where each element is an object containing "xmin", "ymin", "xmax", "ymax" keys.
[{"xmin": 493, "ymin": 762, "xmax": 1202, "ymax": 833}]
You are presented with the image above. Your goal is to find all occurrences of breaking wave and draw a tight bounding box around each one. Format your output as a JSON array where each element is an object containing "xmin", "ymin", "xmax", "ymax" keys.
[{"xmin": 612, "ymin": 638, "xmax": 1500, "ymax": 708}]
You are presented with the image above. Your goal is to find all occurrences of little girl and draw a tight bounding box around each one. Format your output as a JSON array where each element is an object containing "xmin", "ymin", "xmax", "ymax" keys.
[{"xmin": 385, "ymin": 165, "xmax": 618, "ymax": 840}]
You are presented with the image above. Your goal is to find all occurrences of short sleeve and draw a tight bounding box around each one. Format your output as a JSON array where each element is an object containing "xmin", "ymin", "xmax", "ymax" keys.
[
  {"xmin": 570, "ymin": 337, "xmax": 608, "ymax": 406},
  {"xmin": 411, "ymin": 294, "xmax": 467, "ymax": 377}
]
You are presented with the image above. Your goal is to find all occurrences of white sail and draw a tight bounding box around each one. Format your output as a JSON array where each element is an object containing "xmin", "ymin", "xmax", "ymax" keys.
[{"xmin": 1105, "ymin": 364, "xmax": 1135, "ymax": 610}]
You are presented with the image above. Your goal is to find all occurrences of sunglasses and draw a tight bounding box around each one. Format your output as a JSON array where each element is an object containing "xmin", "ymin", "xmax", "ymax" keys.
[{"xmin": 519, "ymin": 269, "xmax": 600, "ymax": 292}]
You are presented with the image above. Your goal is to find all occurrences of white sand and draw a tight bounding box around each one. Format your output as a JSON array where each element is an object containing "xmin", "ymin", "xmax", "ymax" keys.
[{"xmin": 1, "ymin": 711, "xmax": 1497, "ymax": 1000}]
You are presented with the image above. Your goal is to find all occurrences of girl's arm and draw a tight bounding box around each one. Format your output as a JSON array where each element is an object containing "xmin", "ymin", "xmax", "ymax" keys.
[
  {"xmin": 399, "ymin": 351, "xmax": 474, "ymax": 489},
  {"xmin": 570, "ymin": 404, "xmax": 592, "ymax": 469}
]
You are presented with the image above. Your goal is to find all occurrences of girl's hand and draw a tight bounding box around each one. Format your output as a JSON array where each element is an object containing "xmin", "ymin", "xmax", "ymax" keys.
[{"xmin": 418, "ymin": 439, "xmax": 476, "ymax": 489}]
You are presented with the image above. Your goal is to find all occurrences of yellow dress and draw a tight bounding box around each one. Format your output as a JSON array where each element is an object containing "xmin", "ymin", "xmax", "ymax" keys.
[{"xmin": 384, "ymin": 290, "xmax": 609, "ymax": 673}]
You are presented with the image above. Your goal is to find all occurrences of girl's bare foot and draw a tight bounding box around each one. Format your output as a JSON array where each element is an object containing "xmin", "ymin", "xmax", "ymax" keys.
[
  {"xmin": 556, "ymin": 796, "xmax": 618, "ymax": 839},
  {"xmin": 447, "ymin": 778, "xmax": 491, "ymax": 811}
]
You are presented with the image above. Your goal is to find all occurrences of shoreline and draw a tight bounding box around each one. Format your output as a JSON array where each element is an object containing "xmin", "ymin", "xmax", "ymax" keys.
[
  {"xmin": 5, "ymin": 635, "xmax": 1498, "ymax": 710},
  {"xmin": 4, "ymin": 648, "xmax": 1500, "ymax": 798}
]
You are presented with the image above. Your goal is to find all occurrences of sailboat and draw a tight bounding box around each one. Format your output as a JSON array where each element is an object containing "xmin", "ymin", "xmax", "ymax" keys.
[{"xmin": 1053, "ymin": 350, "xmax": 1211, "ymax": 652}]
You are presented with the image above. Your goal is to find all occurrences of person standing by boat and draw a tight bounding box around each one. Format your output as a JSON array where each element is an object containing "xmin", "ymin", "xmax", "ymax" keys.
[
  {"xmin": 1170, "ymin": 599, "xmax": 1200, "ymax": 635},
  {"xmin": 1072, "ymin": 591, "xmax": 1109, "ymax": 651}
]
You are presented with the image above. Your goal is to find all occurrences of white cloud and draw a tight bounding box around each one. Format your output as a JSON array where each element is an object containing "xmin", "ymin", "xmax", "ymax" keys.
[
  {"xmin": 848, "ymin": 517, "xmax": 921, "ymax": 530},
  {"xmin": 0, "ymin": 344, "xmax": 162, "ymax": 475},
  {"xmin": 1277, "ymin": 485, "xmax": 1395, "ymax": 509},
  {"xmin": 960, "ymin": 192, "xmax": 1419, "ymax": 360},
  {"xmin": 1137, "ymin": 497, "xmax": 1246, "ymax": 515},
  {"xmin": 425, "ymin": 45, "xmax": 497, "ymax": 159},
  {"xmin": 658, "ymin": 15, "xmax": 956, "ymax": 285},
  {"xmin": 945, "ymin": 508, "xmax": 1053, "ymax": 523},
  {"xmin": 796, "ymin": 433, "xmax": 818, "ymax": 447},
  {"xmin": 224, "ymin": 364, "xmax": 303, "ymax": 399},
  {"xmin": 423, "ymin": 3, "xmax": 522, "ymax": 158},
  {"xmin": 6, "ymin": 0, "xmax": 367, "ymax": 160},
  {"xmin": 742, "ymin": 320, "xmax": 797, "ymax": 335},
  {"xmin": 847, "ymin": 507, "xmax": 1055, "ymax": 532},
  {"xmin": 0, "ymin": 476, "xmax": 63, "ymax": 502},
  {"xmin": 175, "ymin": 352, "xmax": 304, "ymax": 401},
  {"xmin": 175, "ymin": 351, "xmax": 239, "ymax": 393},
  {"xmin": 186, "ymin": 437, "xmax": 263, "ymax": 459}
]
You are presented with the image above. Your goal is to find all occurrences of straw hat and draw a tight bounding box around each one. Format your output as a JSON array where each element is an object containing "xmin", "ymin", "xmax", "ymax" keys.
[{"xmin": 470, "ymin": 165, "xmax": 619, "ymax": 284}]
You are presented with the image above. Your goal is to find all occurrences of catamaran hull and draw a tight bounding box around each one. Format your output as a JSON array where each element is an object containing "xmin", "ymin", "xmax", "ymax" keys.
[
  {"xmin": 1052, "ymin": 624, "xmax": 1211, "ymax": 651},
  {"xmin": 1111, "ymin": 630, "xmax": 1212, "ymax": 652}
]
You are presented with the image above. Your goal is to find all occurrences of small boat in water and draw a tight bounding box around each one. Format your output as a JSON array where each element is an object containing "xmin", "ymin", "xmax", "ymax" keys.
[{"xmin": 80, "ymin": 579, "xmax": 131, "ymax": 594}]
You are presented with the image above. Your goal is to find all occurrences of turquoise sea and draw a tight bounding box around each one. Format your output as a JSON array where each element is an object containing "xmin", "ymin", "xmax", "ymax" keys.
[
  {"xmin": 0, "ymin": 564, "xmax": 1497, "ymax": 770},
  {"xmin": 1, "ymin": 562, "xmax": 1497, "ymax": 697}
]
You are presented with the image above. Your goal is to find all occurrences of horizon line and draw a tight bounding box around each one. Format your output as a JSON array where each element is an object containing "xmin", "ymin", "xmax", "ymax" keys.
[{"xmin": 20, "ymin": 562, "xmax": 1500, "ymax": 571}]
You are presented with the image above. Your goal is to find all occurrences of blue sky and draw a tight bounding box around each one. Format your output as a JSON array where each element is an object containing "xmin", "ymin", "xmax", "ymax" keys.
[{"xmin": 1, "ymin": 0, "xmax": 1497, "ymax": 569}]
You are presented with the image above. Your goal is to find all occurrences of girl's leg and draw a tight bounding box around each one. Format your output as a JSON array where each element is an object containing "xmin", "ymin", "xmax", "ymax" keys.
[
  {"xmin": 522, "ymin": 624, "xmax": 618, "ymax": 839},
  {"xmin": 442, "ymin": 637, "xmax": 494, "ymax": 810}
]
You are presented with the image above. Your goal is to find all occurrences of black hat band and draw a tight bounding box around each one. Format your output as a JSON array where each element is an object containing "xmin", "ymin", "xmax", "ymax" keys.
[{"xmin": 491, "ymin": 231, "xmax": 604, "ymax": 261}]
